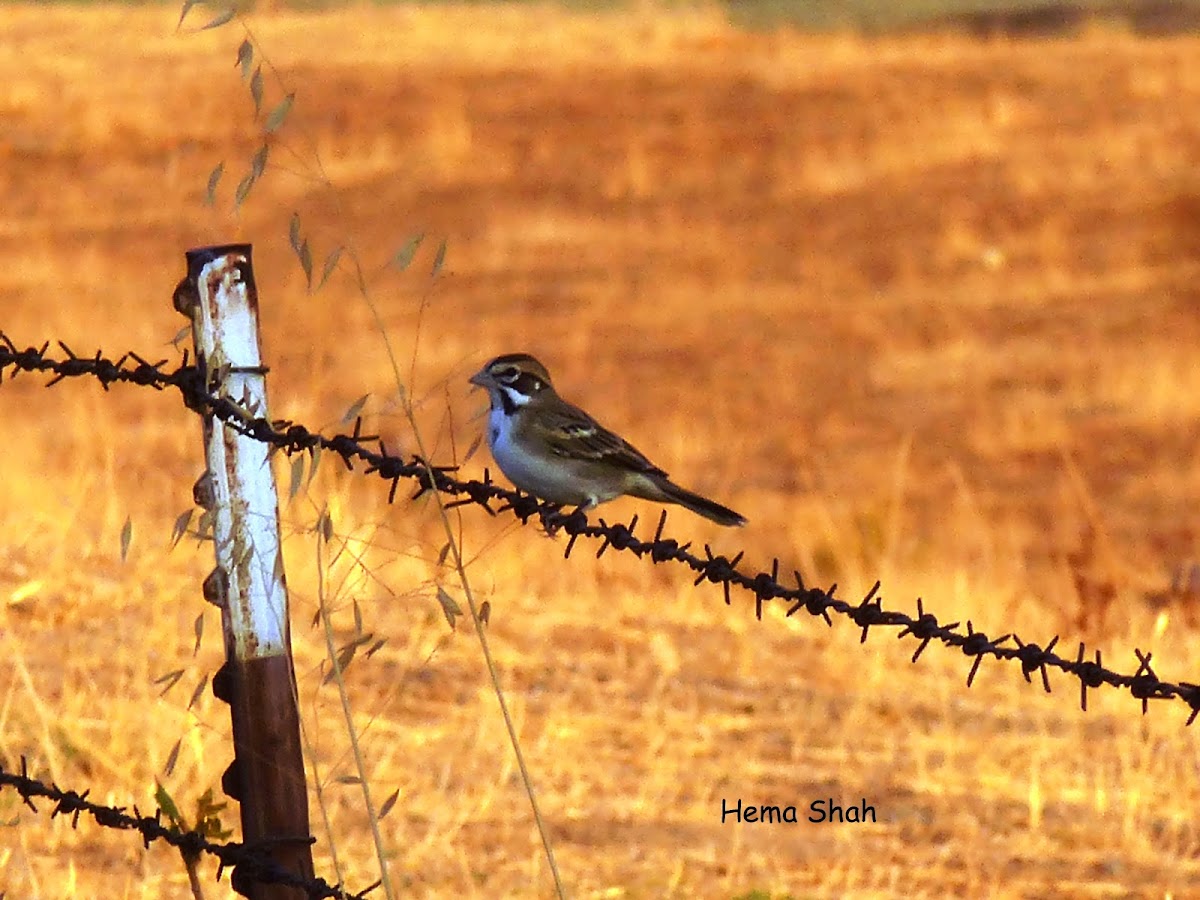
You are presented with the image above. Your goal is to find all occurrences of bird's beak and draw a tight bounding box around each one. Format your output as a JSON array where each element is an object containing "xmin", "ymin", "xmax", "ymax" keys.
[{"xmin": 468, "ymin": 368, "xmax": 489, "ymax": 390}]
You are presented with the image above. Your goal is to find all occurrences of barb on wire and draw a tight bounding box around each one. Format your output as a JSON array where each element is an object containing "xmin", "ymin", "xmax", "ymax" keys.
[
  {"xmin": 2, "ymin": 332, "xmax": 1198, "ymax": 723},
  {"xmin": 0, "ymin": 758, "xmax": 371, "ymax": 899}
]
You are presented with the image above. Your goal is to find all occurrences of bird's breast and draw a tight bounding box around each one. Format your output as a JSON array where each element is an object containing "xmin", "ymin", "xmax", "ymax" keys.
[{"xmin": 484, "ymin": 407, "xmax": 611, "ymax": 506}]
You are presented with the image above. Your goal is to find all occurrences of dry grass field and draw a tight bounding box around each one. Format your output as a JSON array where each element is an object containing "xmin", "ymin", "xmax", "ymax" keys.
[{"xmin": 2, "ymin": 3, "xmax": 1200, "ymax": 897}]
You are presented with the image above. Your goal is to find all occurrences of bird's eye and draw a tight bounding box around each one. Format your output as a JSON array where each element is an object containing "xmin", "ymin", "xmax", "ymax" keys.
[{"xmin": 495, "ymin": 366, "xmax": 518, "ymax": 382}]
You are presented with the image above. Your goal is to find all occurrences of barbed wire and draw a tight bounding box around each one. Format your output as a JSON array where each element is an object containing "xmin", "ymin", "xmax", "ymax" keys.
[
  {"xmin": 0, "ymin": 757, "xmax": 372, "ymax": 899},
  {"xmin": 1, "ymin": 331, "xmax": 1198, "ymax": 725}
]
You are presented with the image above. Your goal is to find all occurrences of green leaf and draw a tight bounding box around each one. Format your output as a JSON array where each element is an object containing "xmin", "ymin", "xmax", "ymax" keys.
[
  {"xmin": 204, "ymin": 161, "xmax": 224, "ymax": 206},
  {"xmin": 288, "ymin": 211, "xmax": 302, "ymax": 254},
  {"xmin": 176, "ymin": 0, "xmax": 201, "ymax": 29},
  {"xmin": 436, "ymin": 586, "xmax": 462, "ymax": 629},
  {"xmin": 318, "ymin": 245, "xmax": 342, "ymax": 290},
  {"xmin": 233, "ymin": 172, "xmax": 255, "ymax": 211},
  {"xmin": 196, "ymin": 788, "xmax": 228, "ymax": 819},
  {"xmin": 163, "ymin": 739, "xmax": 182, "ymax": 777},
  {"xmin": 120, "ymin": 516, "xmax": 133, "ymax": 562},
  {"xmin": 431, "ymin": 238, "xmax": 447, "ymax": 278},
  {"xmin": 391, "ymin": 233, "xmax": 424, "ymax": 271},
  {"xmin": 156, "ymin": 780, "xmax": 183, "ymax": 828},
  {"xmin": 341, "ymin": 393, "xmax": 369, "ymax": 425},
  {"xmin": 462, "ymin": 432, "xmax": 482, "ymax": 465},
  {"xmin": 235, "ymin": 39, "xmax": 253, "ymax": 79},
  {"xmin": 170, "ymin": 509, "xmax": 193, "ymax": 549},
  {"xmin": 193, "ymin": 612, "xmax": 204, "ymax": 656},
  {"xmin": 201, "ymin": 7, "xmax": 235, "ymax": 30},
  {"xmin": 154, "ymin": 668, "xmax": 186, "ymax": 696},
  {"xmin": 299, "ymin": 238, "xmax": 313, "ymax": 288},
  {"xmin": 195, "ymin": 509, "xmax": 214, "ymax": 541},
  {"xmin": 379, "ymin": 789, "xmax": 400, "ymax": 818},
  {"xmin": 188, "ymin": 674, "xmax": 209, "ymax": 710},
  {"xmin": 250, "ymin": 66, "xmax": 263, "ymax": 115},
  {"xmin": 307, "ymin": 444, "xmax": 322, "ymax": 485},
  {"xmin": 264, "ymin": 93, "xmax": 294, "ymax": 134},
  {"xmin": 324, "ymin": 641, "xmax": 358, "ymax": 684},
  {"xmin": 289, "ymin": 454, "xmax": 305, "ymax": 500},
  {"xmin": 250, "ymin": 144, "xmax": 269, "ymax": 180},
  {"xmin": 170, "ymin": 324, "xmax": 192, "ymax": 348},
  {"xmin": 196, "ymin": 789, "xmax": 231, "ymax": 839}
]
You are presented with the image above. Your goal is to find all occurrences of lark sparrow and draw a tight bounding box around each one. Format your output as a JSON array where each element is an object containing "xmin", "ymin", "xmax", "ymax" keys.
[{"xmin": 469, "ymin": 353, "xmax": 746, "ymax": 527}]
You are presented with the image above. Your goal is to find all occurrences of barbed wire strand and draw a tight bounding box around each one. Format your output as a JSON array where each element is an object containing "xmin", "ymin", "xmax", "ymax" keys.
[
  {"xmin": 0, "ymin": 757, "xmax": 372, "ymax": 899},
  {"xmin": 1, "ymin": 333, "xmax": 1197, "ymax": 725}
]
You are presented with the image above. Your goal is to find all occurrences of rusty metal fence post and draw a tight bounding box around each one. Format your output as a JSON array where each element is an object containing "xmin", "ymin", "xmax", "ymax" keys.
[{"xmin": 174, "ymin": 244, "xmax": 315, "ymax": 899}]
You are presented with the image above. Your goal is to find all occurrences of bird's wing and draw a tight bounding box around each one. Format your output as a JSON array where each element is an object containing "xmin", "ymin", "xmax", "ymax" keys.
[{"xmin": 535, "ymin": 402, "xmax": 667, "ymax": 476}]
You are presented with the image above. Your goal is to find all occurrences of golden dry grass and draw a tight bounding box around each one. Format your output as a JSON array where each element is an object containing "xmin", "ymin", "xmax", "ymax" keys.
[{"xmin": 2, "ymin": 4, "xmax": 1200, "ymax": 898}]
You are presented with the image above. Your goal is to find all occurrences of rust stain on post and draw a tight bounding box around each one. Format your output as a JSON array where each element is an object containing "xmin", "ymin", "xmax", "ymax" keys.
[
  {"xmin": 181, "ymin": 244, "xmax": 314, "ymax": 898},
  {"xmin": 226, "ymin": 656, "xmax": 314, "ymax": 899}
]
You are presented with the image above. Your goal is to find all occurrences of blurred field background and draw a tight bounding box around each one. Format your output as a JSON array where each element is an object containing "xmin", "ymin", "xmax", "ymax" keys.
[{"xmin": 3, "ymin": 2, "xmax": 1200, "ymax": 897}]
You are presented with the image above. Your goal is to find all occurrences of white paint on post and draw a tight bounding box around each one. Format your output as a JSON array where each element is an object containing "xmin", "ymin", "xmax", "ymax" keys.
[{"xmin": 190, "ymin": 247, "xmax": 289, "ymax": 660}]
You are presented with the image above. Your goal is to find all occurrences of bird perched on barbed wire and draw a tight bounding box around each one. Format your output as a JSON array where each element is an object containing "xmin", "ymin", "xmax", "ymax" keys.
[{"xmin": 469, "ymin": 353, "xmax": 746, "ymax": 526}]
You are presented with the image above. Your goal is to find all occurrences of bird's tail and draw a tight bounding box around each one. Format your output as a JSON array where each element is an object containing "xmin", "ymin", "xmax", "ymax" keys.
[{"xmin": 636, "ymin": 475, "xmax": 746, "ymax": 527}]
